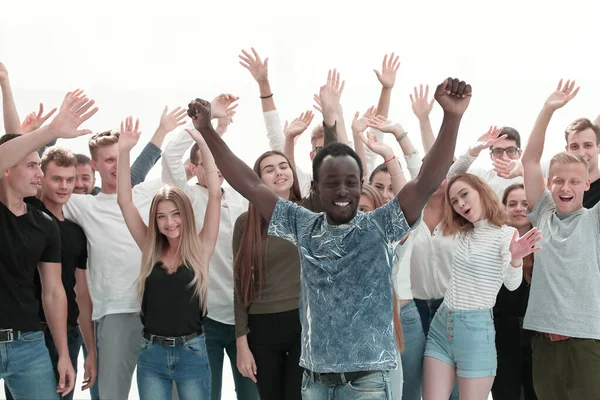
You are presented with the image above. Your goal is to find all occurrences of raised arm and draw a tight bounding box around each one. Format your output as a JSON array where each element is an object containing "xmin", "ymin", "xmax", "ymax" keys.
[
  {"xmin": 20, "ymin": 103, "xmax": 59, "ymax": 155},
  {"xmin": 447, "ymin": 126, "xmax": 506, "ymax": 179},
  {"xmin": 185, "ymin": 128, "xmax": 222, "ymax": 254},
  {"xmin": 374, "ymin": 53, "xmax": 400, "ymax": 119},
  {"xmin": 522, "ymin": 79, "xmax": 579, "ymax": 210},
  {"xmin": 351, "ymin": 106, "xmax": 378, "ymax": 175},
  {"xmin": 0, "ymin": 90, "xmax": 97, "ymax": 175},
  {"xmin": 188, "ymin": 99, "xmax": 279, "ymax": 221},
  {"xmin": 283, "ymin": 111, "xmax": 314, "ymax": 170},
  {"xmin": 398, "ymin": 78, "xmax": 471, "ymax": 225},
  {"xmin": 410, "ymin": 85, "xmax": 436, "ymax": 153},
  {"xmin": 116, "ymin": 117, "xmax": 148, "ymax": 249},
  {"xmin": 0, "ymin": 62, "xmax": 22, "ymax": 134},
  {"xmin": 313, "ymin": 69, "xmax": 348, "ymax": 143},
  {"xmin": 358, "ymin": 132, "xmax": 407, "ymax": 193}
]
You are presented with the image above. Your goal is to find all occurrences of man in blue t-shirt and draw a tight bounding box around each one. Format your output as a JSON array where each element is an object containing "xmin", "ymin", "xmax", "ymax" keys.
[{"xmin": 188, "ymin": 75, "xmax": 472, "ymax": 398}]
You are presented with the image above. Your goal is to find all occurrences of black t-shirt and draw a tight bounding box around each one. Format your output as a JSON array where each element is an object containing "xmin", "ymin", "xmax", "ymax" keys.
[
  {"xmin": 25, "ymin": 197, "xmax": 88, "ymax": 327},
  {"xmin": 0, "ymin": 200, "xmax": 61, "ymax": 331},
  {"xmin": 584, "ymin": 178, "xmax": 600, "ymax": 209},
  {"xmin": 493, "ymin": 280, "xmax": 530, "ymax": 319},
  {"xmin": 141, "ymin": 263, "xmax": 203, "ymax": 337}
]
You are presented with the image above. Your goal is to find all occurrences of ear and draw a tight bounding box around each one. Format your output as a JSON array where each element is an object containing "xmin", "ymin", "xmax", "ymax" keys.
[
  {"xmin": 564, "ymin": 144, "xmax": 569, "ymax": 152},
  {"xmin": 546, "ymin": 177, "xmax": 552, "ymax": 191},
  {"xmin": 309, "ymin": 151, "xmax": 315, "ymax": 161},
  {"xmin": 89, "ymin": 159, "xmax": 97, "ymax": 171},
  {"xmin": 189, "ymin": 163, "xmax": 197, "ymax": 176},
  {"xmin": 310, "ymin": 179, "xmax": 318, "ymax": 194},
  {"xmin": 586, "ymin": 177, "xmax": 592, "ymax": 191}
]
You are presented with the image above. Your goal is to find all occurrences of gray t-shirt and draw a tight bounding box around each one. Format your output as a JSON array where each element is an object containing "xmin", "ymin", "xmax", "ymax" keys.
[
  {"xmin": 524, "ymin": 190, "xmax": 600, "ymax": 339},
  {"xmin": 267, "ymin": 197, "xmax": 414, "ymax": 373}
]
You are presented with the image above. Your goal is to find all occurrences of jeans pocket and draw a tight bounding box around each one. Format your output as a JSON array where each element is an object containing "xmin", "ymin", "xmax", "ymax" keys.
[
  {"xmin": 347, "ymin": 372, "xmax": 386, "ymax": 393},
  {"xmin": 301, "ymin": 371, "xmax": 310, "ymax": 392},
  {"xmin": 139, "ymin": 337, "xmax": 152, "ymax": 353},
  {"xmin": 20, "ymin": 331, "xmax": 45, "ymax": 343},
  {"xmin": 460, "ymin": 314, "xmax": 491, "ymax": 331},
  {"xmin": 400, "ymin": 302, "xmax": 421, "ymax": 325},
  {"xmin": 184, "ymin": 334, "xmax": 207, "ymax": 355}
]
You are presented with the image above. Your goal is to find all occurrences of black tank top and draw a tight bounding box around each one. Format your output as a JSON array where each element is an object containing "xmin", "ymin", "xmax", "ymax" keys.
[{"xmin": 141, "ymin": 262, "xmax": 203, "ymax": 337}]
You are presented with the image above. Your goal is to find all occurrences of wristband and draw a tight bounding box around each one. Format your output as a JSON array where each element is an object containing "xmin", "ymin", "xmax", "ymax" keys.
[
  {"xmin": 260, "ymin": 93, "xmax": 273, "ymax": 99},
  {"xmin": 384, "ymin": 155, "xmax": 396, "ymax": 163}
]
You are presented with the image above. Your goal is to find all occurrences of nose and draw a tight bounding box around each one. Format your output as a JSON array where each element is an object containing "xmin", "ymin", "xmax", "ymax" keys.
[
  {"xmin": 337, "ymin": 184, "xmax": 349, "ymax": 196},
  {"xmin": 35, "ymin": 166, "xmax": 44, "ymax": 179}
]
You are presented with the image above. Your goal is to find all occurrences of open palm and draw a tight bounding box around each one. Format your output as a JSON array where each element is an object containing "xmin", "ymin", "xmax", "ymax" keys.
[
  {"xmin": 544, "ymin": 79, "xmax": 579, "ymax": 110},
  {"xmin": 509, "ymin": 228, "xmax": 542, "ymax": 262}
]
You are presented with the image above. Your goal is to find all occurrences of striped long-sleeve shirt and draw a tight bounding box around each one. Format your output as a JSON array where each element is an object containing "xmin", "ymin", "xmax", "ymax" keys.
[{"xmin": 443, "ymin": 220, "xmax": 523, "ymax": 310}]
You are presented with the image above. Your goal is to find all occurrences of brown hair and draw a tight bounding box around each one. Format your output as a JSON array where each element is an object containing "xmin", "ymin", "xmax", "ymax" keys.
[
  {"xmin": 88, "ymin": 130, "xmax": 120, "ymax": 160},
  {"xmin": 190, "ymin": 143, "xmax": 201, "ymax": 166},
  {"xmin": 549, "ymin": 151, "xmax": 588, "ymax": 174},
  {"xmin": 40, "ymin": 147, "xmax": 77, "ymax": 174},
  {"xmin": 564, "ymin": 118, "xmax": 600, "ymax": 144},
  {"xmin": 234, "ymin": 151, "xmax": 302, "ymax": 308},
  {"xmin": 444, "ymin": 174, "xmax": 509, "ymax": 234},
  {"xmin": 310, "ymin": 124, "xmax": 324, "ymax": 147},
  {"xmin": 501, "ymin": 183, "xmax": 533, "ymax": 283},
  {"xmin": 361, "ymin": 184, "xmax": 384, "ymax": 209}
]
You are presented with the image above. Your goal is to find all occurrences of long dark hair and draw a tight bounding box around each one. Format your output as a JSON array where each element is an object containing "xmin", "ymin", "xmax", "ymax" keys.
[{"xmin": 234, "ymin": 151, "xmax": 302, "ymax": 307}]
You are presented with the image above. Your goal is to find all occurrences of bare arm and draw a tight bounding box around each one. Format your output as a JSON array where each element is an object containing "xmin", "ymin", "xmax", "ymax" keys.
[
  {"xmin": 398, "ymin": 78, "xmax": 471, "ymax": 225},
  {"xmin": 358, "ymin": 132, "xmax": 407, "ymax": 193},
  {"xmin": 374, "ymin": 53, "xmax": 401, "ymax": 119},
  {"xmin": 74, "ymin": 268, "xmax": 96, "ymax": 390},
  {"xmin": 410, "ymin": 85, "xmax": 436, "ymax": 153},
  {"xmin": 282, "ymin": 111, "xmax": 314, "ymax": 171},
  {"xmin": 189, "ymin": 100, "xmax": 279, "ymax": 221},
  {"xmin": 0, "ymin": 90, "xmax": 97, "ymax": 174},
  {"xmin": 351, "ymin": 107, "xmax": 378, "ymax": 178},
  {"xmin": 0, "ymin": 63, "xmax": 21, "ymax": 134},
  {"xmin": 522, "ymin": 80, "xmax": 579, "ymax": 210},
  {"xmin": 116, "ymin": 117, "xmax": 148, "ymax": 249}
]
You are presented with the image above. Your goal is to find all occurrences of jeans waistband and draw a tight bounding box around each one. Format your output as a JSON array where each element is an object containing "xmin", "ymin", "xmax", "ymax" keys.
[
  {"xmin": 438, "ymin": 303, "xmax": 493, "ymax": 318},
  {"xmin": 142, "ymin": 328, "xmax": 203, "ymax": 347},
  {"xmin": 305, "ymin": 369, "xmax": 380, "ymax": 386}
]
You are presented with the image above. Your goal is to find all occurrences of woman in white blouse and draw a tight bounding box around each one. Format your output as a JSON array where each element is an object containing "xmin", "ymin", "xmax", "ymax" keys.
[{"xmin": 422, "ymin": 173, "xmax": 541, "ymax": 400}]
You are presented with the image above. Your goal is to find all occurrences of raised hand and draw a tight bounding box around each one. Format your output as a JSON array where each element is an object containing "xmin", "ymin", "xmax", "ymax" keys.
[
  {"xmin": 319, "ymin": 69, "xmax": 345, "ymax": 126},
  {"xmin": 188, "ymin": 98, "xmax": 212, "ymax": 131},
  {"xmin": 48, "ymin": 90, "xmax": 98, "ymax": 138},
  {"xmin": 158, "ymin": 106, "xmax": 187, "ymax": 133},
  {"xmin": 118, "ymin": 116, "xmax": 141, "ymax": 152},
  {"xmin": 210, "ymin": 94, "xmax": 239, "ymax": 119},
  {"xmin": 284, "ymin": 111, "xmax": 314, "ymax": 138},
  {"xmin": 0, "ymin": 62, "xmax": 8, "ymax": 84},
  {"xmin": 358, "ymin": 131, "xmax": 394, "ymax": 159},
  {"xmin": 434, "ymin": 77, "xmax": 472, "ymax": 116},
  {"xmin": 21, "ymin": 103, "xmax": 58, "ymax": 134},
  {"xmin": 544, "ymin": 79, "xmax": 580, "ymax": 111},
  {"xmin": 239, "ymin": 48, "xmax": 269, "ymax": 83},
  {"xmin": 509, "ymin": 228, "xmax": 542, "ymax": 266},
  {"xmin": 216, "ymin": 114, "xmax": 235, "ymax": 136},
  {"xmin": 374, "ymin": 53, "xmax": 400, "ymax": 89},
  {"xmin": 410, "ymin": 84, "xmax": 435, "ymax": 120},
  {"xmin": 470, "ymin": 126, "xmax": 507, "ymax": 156},
  {"xmin": 351, "ymin": 106, "xmax": 377, "ymax": 134},
  {"xmin": 493, "ymin": 158, "xmax": 522, "ymax": 179},
  {"xmin": 365, "ymin": 114, "xmax": 405, "ymax": 139}
]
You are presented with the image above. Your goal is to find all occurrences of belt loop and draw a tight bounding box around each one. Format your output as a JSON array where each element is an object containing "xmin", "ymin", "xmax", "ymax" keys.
[{"xmin": 340, "ymin": 372, "xmax": 347, "ymax": 385}]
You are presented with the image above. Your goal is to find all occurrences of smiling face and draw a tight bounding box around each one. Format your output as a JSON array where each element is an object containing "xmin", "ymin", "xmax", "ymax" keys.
[
  {"xmin": 74, "ymin": 163, "xmax": 95, "ymax": 194},
  {"xmin": 370, "ymin": 171, "xmax": 394, "ymax": 203},
  {"xmin": 448, "ymin": 179, "xmax": 485, "ymax": 223},
  {"xmin": 315, "ymin": 155, "xmax": 362, "ymax": 225},
  {"xmin": 41, "ymin": 161, "xmax": 76, "ymax": 205},
  {"xmin": 566, "ymin": 128, "xmax": 599, "ymax": 174},
  {"xmin": 505, "ymin": 187, "xmax": 530, "ymax": 229},
  {"xmin": 358, "ymin": 194, "xmax": 376, "ymax": 212},
  {"xmin": 547, "ymin": 161, "xmax": 590, "ymax": 214},
  {"xmin": 90, "ymin": 143, "xmax": 118, "ymax": 192},
  {"xmin": 3, "ymin": 151, "xmax": 44, "ymax": 198},
  {"xmin": 259, "ymin": 154, "xmax": 294, "ymax": 198},
  {"xmin": 156, "ymin": 200, "xmax": 182, "ymax": 240}
]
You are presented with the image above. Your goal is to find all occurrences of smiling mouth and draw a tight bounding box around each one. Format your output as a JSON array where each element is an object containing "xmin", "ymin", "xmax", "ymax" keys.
[
  {"xmin": 559, "ymin": 195, "xmax": 574, "ymax": 203},
  {"xmin": 274, "ymin": 178, "xmax": 287, "ymax": 185},
  {"xmin": 334, "ymin": 201, "xmax": 350, "ymax": 208}
]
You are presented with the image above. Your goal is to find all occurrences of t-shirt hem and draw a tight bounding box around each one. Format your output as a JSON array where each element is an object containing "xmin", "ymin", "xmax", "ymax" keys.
[
  {"xmin": 92, "ymin": 307, "xmax": 140, "ymax": 321},
  {"xmin": 523, "ymin": 324, "xmax": 600, "ymax": 340},
  {"xmin": 205, "ymin": 315, "xmax": 235, "ymax": 326},
  {"xmin": 300, "ymin": 361, "xmax": 398, "ymax": 373},
  {"xmin": 248, "ymin": 299, "xmax": 300, "ymax": 316}
]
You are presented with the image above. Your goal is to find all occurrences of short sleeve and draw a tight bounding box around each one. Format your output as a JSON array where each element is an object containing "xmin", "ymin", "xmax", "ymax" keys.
[
  {"xmin": 77, "ymin": 228, "xmax": 88, "ymax": 270},
  {"xmin": 526, "ymin": 190, "xmax": 555, "ymax": 227},
  {"xmin": 369, "ymin": 197, "xmax": 414, "ymax": 244},
  {"xmin": 267, "ymin": 198, "xmax": 313, "ymax": 245},
  {"xmin": 40, "ymin": 215, "xmax": 61, "ymax": 263}
]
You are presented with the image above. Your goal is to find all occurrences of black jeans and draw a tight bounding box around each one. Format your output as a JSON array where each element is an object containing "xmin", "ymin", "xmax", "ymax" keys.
[
  {"xmin": 492, "ymin": 316, "xmax": 537, "ymax": 400},
  {"xmin": 247, "ymin": 309, "xmax": 302, "ymax": 400}
]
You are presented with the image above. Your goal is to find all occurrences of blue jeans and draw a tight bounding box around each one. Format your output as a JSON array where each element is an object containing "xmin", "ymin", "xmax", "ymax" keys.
[
  {"xmin": 203, "ymin": 318, "xmax": 258, "ymax": 400},
  {"xmin": 137, "ymin": 334, "xmax": 211, "ymax": 400},
  {"xmin": 414, "ymin": 298, "xmax": 444, "ymax": 337},
  {"xmin": 390, "ymin": 300, "xmax": 426, "ymax": 400},
  {"xmin": 1, "ymin": 330, "xmax": 59, "ymax": 399},
  {"xmin": 301, "ymin": 370, "xmax": 392, "ymax": 399}
]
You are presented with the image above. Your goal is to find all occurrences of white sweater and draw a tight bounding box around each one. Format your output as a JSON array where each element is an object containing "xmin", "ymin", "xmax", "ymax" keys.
[{"xmin": 443, "ymin": 220, "xmax": 522, "ymax": 310}]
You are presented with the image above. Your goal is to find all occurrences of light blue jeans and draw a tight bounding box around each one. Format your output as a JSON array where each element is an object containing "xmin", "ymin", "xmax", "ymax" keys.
[
  {"xmin": 1, "ymin": 330, "xmax": 58, "ymax": 399},
  {"xmin": 301, "ymin": 370, "xmax": 392, "ymax": 399},
  {"xmin": 390, "ymin": 300, "xmax": 426, "ymax": 400},
  {"xmin": 137, "ymin": 334, "xmax": 212, "ymax": 400}
]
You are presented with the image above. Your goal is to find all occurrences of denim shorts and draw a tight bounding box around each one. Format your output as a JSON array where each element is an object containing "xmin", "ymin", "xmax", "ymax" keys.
[{"xmin": 424, "ymin": 303, "xmax": 496, "ymax": 378}]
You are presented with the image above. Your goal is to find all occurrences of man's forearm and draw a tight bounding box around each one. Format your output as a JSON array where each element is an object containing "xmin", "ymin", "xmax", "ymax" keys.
[
  {"xmin": 1, "ymin": 81, "xmax": 22, "ymax": 134},
  {"xmin": 43, "ymin": 288, "xmax": 69, "ymax": 357},
  {"xmin": 130, "ymin": 142, "xmax": 161, "ymax": 186},
  {"xmin": 522, "ymin": 107, "xmax": 554, "ymax": 164},
  {"xmin": 0, "ymin": 125, "xmax": 55, "ymax": 174},
  {"xmin": 76, "ymin": 291, "xmax": 95, "ymax": 357}
]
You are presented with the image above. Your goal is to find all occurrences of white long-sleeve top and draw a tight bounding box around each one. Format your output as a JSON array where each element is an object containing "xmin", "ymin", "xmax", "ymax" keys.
[{"xmin": 443, "ymin": 220, "xmax": 523, "ymax": 310}]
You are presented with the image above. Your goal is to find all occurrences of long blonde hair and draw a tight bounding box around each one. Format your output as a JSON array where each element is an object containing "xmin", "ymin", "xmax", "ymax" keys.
[{"xmin": 138, "ymin": 185, "xmax": 209, "ymax": 314}]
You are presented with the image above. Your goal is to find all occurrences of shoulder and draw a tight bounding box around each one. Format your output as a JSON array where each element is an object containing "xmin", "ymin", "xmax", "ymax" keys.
[{"xmin": 235, "ymin": 211, "xmax": 249, "ymax": 227}]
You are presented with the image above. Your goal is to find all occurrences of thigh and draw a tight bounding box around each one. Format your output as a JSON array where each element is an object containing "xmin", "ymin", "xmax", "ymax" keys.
[
  {"xmin": 423, "ymin": 356, "xmax": 456, "ymax": 400},
  {"xmin": 284, "ymin": 342, "xmax": 303, "ymax": 400},
  {"xmin": 3, "ymin": 332, "xmax": 59, "ymax": 400},
  {"xmin": 567, "ymin": 339, "xmax": 600, "ymax": 399},
  {"xmin": 337, "ymin": 371, "xmax": 392, "ymax": 400},
  {"xmin": 225, "ymin": 339, "xmax": 259, "ymax": 400},
  {"xmin": 399, "ymin": 301, "xmax": 425, "ymax": 400},
  {"xmin": 97, "ymin": 313, "xmax": 143, "ymax": 400},
  {"xmin": 174, "ymin": 335, "xmax": 211, "ymax": 400},
  {"xmin": 453, "ymin": 312, "xmax": 496, "ymax": 379},
  {"xmin": 457, "ymin": 376, "xmax": 494, "ymax": 400},
  {"xmin": 491, "ymin": 318, "xmax": 522, "ymax": 400},
  {"xmin": 203, "ymin": 318, "xmax": 225, "ymax": 400},
  {"xmin": 530, "ymin": 335, "xmax": 567, "ymax": 400},
  {"xmin": 249, "ymin": 340, "xmax": 285, "ymax": 399},
  {"xmin": 300, "ymin": 371, "xmax": 329, "ymax": 400}
]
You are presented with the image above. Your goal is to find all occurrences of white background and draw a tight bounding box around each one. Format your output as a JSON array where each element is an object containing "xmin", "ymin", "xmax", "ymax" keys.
[{"xmin": 1, "ymin": 0, "xmax": 599, "ymax": 398}]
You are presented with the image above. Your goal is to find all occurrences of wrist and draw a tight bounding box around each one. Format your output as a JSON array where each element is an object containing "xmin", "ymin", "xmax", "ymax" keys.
[
  {"xmin": 258, "ymin": 80, "xmax": 271, "ymax": 96},
  {"xmin": 384, "ymin": 154, "xmax": 396, "ymax": 163},
  {"xmin": 395, "ymin": 130, "xmax": 408, "ymax": 141},
  {"xmin": 155, "ymin": 126, "xmax": 168, "ymax": 137},
  {"xmin": 510, "ymin": 258, "xmax": 523, "ymax": 268},
  {"xmin": 468, "ymin": 146, "xmax": 481, "ymax": 157}
]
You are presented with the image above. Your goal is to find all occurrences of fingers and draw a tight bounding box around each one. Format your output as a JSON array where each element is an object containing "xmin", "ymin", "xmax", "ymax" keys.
[{"xmin": 41, "ymin": 107, "xmax": 58, "ymax": 123}]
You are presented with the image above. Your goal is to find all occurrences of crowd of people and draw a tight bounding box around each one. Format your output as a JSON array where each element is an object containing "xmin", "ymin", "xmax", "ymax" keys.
[{"xmin": 0, "ymin": 48, "xmax": 598, "ymax": 400}]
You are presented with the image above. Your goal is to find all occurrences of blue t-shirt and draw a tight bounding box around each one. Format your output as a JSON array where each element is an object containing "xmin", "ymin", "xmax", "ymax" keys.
[{"xmin": 267, "ymin": 197, "xmax": 414, "ymax": 373}]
